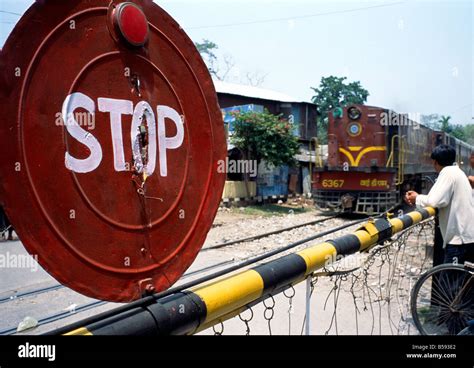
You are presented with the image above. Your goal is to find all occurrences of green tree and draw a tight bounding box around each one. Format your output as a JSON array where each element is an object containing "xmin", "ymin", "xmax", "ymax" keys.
[
  {"xmin": 463, "ymin": 124, "xmax": 474, "ymax": 145},
  {"xmin": 450, "ymin": 125, "xmax": 466, "ymax": 141},
  {"xmin": 436, "ymin": 115, "xmax": 472, "ymax": 143},
  {"xmin": 194, "ymin": 39, "xmax": 219, "ymax": 77},
  {"xmin": 195, "ymin": 39, "xmax": 266, "ymax": 85},
  {"xmin": 231, "ymin": 111, "xmax": 300, "ymax": 168},
  {"xmin": 311, "ymin": 76, "xmax": 369, "ymax": 143},
  {"xmin": 439, "ymin": 115, "xmax": 452, "ymax": 133},
  {"xmin": 194, "ymin": 39, "xmax": 236, "ymax": 81},
  {"xmin": 421, "ymin": 114, "xmax": 441, "ymax": 130}
]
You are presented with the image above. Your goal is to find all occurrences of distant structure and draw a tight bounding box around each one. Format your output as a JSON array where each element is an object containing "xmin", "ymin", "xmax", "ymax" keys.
[{"xmin": 214, "ymin": 80, "xmax": 322, "ymax": 202}]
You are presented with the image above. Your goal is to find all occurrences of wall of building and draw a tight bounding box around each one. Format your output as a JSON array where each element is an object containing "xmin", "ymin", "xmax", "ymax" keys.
[
  {"xmin": 217, "ymin": 92, "xmax": 319, "ymax": 198},
  {"xmin": 217, "ymin": 93, "xmax": 318, "ymax": 141}
]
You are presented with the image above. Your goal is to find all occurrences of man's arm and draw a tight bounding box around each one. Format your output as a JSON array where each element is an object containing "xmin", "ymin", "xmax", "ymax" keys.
[
  {"xmin": 469, "ymin": 176, "xmax": 474, "ymax": 189},
  {"xmin": 415, "ymin": 172, "xmax": 453, "ymax": 208},
  {"xmin": 405, "ymin": 171, "xmax": 453, "ymax": 208}
]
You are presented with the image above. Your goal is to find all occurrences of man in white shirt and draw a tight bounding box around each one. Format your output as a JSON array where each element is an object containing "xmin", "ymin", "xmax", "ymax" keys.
[
  {"xmin": 405, "ymin": 145, "xmax": 474, "ymax": 265},
  {"xmin": 469, "ymin": 152, "xmax": 474, "ymax": 189}
]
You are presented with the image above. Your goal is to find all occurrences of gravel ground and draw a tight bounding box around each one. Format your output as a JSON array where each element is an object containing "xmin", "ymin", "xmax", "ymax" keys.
[
  {"xmin": 204, "ymin": 206, "xmax": 365, "ymax": 262},
  {"xmin": 0, "ymin": 203, "xmax": 435, "ymax": 335},
  {"xmin": 197, "ymin": 206, "xmax": 435, "ymax": 336}
]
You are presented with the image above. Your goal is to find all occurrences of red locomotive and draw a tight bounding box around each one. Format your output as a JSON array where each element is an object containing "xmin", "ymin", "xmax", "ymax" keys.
[{"xmin": 312, "ymin": 104, "xmax": 473, "ymax": 215}]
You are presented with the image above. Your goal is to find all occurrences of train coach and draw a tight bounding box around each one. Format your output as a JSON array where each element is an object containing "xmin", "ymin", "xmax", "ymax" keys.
[{"xmin": 312, "ymin": 104, "xmax": 473, "ymax": 215}]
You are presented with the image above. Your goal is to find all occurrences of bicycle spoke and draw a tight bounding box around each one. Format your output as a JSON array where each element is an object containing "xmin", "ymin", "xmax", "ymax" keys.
[
  {"xmin": 437, "ymin": 272, "xmax": 458, "ymax": 302},
  {"xmin": 428, "ymin": 285, "xmax": 453, "ymax": 307},
  {"xmin": 412, "ymin": 264, "xmax": 474, "ymax": 335}
]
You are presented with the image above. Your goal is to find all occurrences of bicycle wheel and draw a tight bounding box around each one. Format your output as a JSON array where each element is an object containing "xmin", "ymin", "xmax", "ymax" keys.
[{"xmin": 411, "ymin": 263, "xmax": 474, "ymax": 335}]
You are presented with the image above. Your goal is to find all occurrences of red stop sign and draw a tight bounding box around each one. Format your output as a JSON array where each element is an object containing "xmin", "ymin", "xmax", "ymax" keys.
[{"xmin": 0, "ymin": 0, "xmax": 226, "ymax": 302}]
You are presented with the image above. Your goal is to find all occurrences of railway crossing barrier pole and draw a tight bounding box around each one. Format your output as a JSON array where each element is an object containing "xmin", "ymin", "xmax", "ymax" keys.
[
  {"xmin": 62, "ymin": 207, "xmax": 436, "ymax": 336},
  {"xmin": 305, "ymin": 276, "xmax": 311, "ymax": 335}
]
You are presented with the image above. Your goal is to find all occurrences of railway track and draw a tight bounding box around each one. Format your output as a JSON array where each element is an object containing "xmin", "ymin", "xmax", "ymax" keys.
[
  {"xmin": 0, "ymin": 258, "xmax": 237, "ymax": 335},
  {"xmin": 46, "ymin": 216, "xmax": 369, "ymax": 336},
  {"xmin": 0, "ymin": 258, "xmax": 239, "ymax": 307},
  {"xmin": 1, "ymin": 214, "xmax": 340, "ymax": 307},
  {"xmin": 1, "ymin": 214, "xmax": 359, "ymax": 335},
  {"xmin": 0, "ymin": 284, "xmax": 64, "ymax": 305},
  {"xmin": 203, "ymin": 215, "xmax": 338, "ymax": 251}
]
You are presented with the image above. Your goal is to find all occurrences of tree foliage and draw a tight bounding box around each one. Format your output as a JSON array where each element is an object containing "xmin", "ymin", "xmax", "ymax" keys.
[
  {"xmin": 421, "ymin": 114, "xmax": 441, "ymax": 130},
  {"xmin": 311, "ymin": 76, "xmax": 369, "ymax": 143},
  {"xmin": 231, "ymin": 111, "xmax": 300, "ymax": 168},
  {"xmin": 194, "ymin": 39, "xmax": 219, "ymax": 77},
  {"xmin": 195, "ymin": 39, "xmax": 218, "ymax": 57},
  {"xmin": 194, "ymin": 39, "xmax": 266, "ymax": 86},
  {"xmin": 421, "ymin": 114, "xmax": 472, "ymax": 143},
  {"xmin": 311, "ymin": 76, "xmax": 369, "ymax": 113},
  {"xmin": 439, "ymin": 115, "xmax": 452, "ymax": 133},
  {"xmin": 463, "ymin": 124, "xmax": 474, "ymax": 145},
  {"xmin": 436, "ymin": 115, "xmax": 470, "ymax": 142}
]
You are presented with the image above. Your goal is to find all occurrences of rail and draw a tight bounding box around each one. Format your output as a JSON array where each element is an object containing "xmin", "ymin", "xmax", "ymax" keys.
[{"xmin": 58, "ymin": 207, "xmax": 436, "ymax": 336}]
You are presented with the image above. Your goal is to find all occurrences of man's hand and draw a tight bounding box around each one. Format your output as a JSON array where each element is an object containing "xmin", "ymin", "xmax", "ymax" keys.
[
  {"xmin": 469, "ymin": 176, "xmax": 474, "ymax": 189},
  {"xmin": 404, "ymin": 191, "xmax": 418, "ymax": 206}
]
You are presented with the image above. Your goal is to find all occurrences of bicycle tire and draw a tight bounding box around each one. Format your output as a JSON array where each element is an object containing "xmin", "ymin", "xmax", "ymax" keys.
[{"xmin": 410, "ymin": 263, "xmax": 473, "ymax": 335}]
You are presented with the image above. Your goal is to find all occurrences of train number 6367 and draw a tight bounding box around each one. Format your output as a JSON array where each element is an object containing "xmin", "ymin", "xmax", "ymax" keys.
[{"xmin": 322, "ymin": 180, "xmax": 345, "ymax": 188}]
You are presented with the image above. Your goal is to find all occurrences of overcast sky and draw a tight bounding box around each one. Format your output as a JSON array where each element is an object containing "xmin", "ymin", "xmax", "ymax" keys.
[{"xmin": 1, "ymin": 0, "xmax": 472, "ymax": 124}]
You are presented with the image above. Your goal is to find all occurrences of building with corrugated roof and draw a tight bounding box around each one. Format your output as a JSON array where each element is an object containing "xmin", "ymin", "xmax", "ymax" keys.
[
  {"xmin": 215, "ymin": 80, "xmax": 318, "ymax": 142},
  {"xmin": 214, "ymin": 80, "xmax": 323, "ymax": 201}
]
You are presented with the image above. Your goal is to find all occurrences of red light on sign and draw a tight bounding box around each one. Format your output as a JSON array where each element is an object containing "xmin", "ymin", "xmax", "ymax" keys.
[{"xmin": 115, "ymin": 2, "xmax": 149, "ymax": 47}]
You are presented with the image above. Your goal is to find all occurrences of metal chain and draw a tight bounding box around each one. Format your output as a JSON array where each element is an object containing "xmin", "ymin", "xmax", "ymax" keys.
[
  {"xmin": 238, "ymin": 306, "xmax": 254, "ymax": 336},
  {"xmin": 283, "ymin": 285, "xmax": 296, "ymax": 335},
  {"xmin": 212, "ymin": 321, "xmax": 224, "ymax": 336},
  {"xmin": 263, "ymin": 295, "xmax": 275, "ymax": 335}
]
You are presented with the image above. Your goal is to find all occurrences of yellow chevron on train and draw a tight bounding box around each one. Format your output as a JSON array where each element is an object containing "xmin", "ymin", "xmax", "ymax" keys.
[{"xmin": 339, "ymin": 146, "xmax": 387, "ymax": 167}]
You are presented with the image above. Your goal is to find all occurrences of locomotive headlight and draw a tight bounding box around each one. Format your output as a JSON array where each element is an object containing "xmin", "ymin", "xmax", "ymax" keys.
[
  {"xmin": 348, "ymin": 123, "xmax": 362, "ymax": 137},
  {"xmin": 348, "ymin": 107, "xmax": 361, "ymax": 121}
]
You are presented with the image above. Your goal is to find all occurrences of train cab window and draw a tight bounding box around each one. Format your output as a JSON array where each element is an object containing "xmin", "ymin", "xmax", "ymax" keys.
[{"xmin": 436, "ymin": 134, "xmax": 443, "ymax": 146}]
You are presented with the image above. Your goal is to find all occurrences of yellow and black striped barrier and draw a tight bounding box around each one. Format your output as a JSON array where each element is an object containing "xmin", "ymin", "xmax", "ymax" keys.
[{"xmin": 64, "ymin": 207, "xmax": 436, "ymax": 336}]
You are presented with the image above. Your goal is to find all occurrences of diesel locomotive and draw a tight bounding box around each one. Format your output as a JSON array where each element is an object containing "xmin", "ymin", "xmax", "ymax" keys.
[{"xmin": 312, "ymin": 104, "xmax": 473, "ymax": 215}]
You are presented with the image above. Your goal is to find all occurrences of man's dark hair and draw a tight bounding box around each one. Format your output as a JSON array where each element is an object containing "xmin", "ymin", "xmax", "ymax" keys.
[{"xmin": 431, "ymin": 145, "xmax": 456, "ymax": 167}]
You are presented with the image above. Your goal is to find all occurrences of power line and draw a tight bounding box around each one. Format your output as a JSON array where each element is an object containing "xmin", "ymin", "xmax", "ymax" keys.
[
  {"xmin": 188, "ymin": 2, "xmax": 405, "ymax": 30},
  {"xmin": 449, "ymin": 103, "xmax": 473, "ymax": 115},
  {"xmin": 0, "ymin": 10, "xmax": 22, "ymax": 16}
]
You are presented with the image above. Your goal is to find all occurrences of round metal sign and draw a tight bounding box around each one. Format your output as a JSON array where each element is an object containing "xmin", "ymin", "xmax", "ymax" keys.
[{"xmin": 0, "ymin": 0, "xmax": 226, "ymax": 302}]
